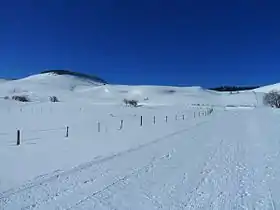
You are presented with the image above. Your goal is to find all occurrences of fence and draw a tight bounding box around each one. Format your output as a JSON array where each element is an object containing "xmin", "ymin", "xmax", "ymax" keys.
[
  {"xmin": 0, "ymin": 126, "xmax": 67, "ymax": 146},
  {"xmin": 0, "ymin": 108, "xmax": 214, "ymax": 146}
]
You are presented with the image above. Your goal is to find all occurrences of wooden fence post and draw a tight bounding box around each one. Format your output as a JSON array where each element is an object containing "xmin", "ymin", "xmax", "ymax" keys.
[
  {"xmin": 65, "ymin": 126, "xmax": 69, "ymax": 138},
  {"xmin": 140, "ymin": 116, "xmax": 143, "ymax": 126},
  {"xmin": 98, "ymin": 122, "xmax": 101, "ymax": 132},
  {"xmin": 182, "ymin": 115, "xmax": 185, "ymax": 120},
  {"xmin": 17, "ymin": 130, "xmax": 20, "ymax": 146},
  {"xmin": 119, "ymin": 120, "xmax": 124, "ymax": 130},
  {"xmin": 153, "ymin": 116, "xmax": 156, "ymax": 124},
  {"xmin": 165, "ymin": 116, "xmax": 168, "ymax": 123}
]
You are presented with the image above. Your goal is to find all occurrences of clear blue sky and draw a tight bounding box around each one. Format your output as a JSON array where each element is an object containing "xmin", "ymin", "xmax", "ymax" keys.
[{"xmin": 0, "ymin": 0, "xmax": 280, "ymax": 87}]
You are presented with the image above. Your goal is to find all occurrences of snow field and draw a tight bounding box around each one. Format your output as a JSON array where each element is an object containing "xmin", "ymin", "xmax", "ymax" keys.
[
  {"xmin": 1, "ymin": 72, "xmax": 279, "ymax": 209},
  {"xmin": 0, "ymin": 103, "xmax": 212, "ymax": 194},
  {"xmin": 2, "ymin": 108, "xmax": 280, "ymax": 209}
]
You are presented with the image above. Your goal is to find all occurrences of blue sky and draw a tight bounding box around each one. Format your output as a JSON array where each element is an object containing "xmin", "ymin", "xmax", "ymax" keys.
[{"xmin": 0, "ymin": 0, "xmax": 280, "ymax": 87}]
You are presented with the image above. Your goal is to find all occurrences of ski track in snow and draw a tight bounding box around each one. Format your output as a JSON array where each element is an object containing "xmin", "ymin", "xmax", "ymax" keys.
[{"xmin": 1, "ymin": 109, "xmax": 280, "ymax": 209}]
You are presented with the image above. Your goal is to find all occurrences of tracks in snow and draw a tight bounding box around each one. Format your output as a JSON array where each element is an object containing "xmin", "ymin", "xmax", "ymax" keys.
[
  {"xmin": 0, "ymin": 117, "xmax": 213, "ymax": 210},
  {"xmin": 1, "ymin": 109, "xmax": 280, "ymax": 209}
]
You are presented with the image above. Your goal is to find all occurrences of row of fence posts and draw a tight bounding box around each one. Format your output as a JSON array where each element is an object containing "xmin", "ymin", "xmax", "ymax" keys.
[
  {"xmin": 97, "ymin": 109, "xmax": 212, "ymax": 132},
  {"xmin": 15, "ymin": 109, "xmax": 213, "ymax": 146}
]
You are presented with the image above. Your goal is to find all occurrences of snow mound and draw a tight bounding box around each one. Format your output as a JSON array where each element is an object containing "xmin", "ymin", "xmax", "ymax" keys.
[
  {"xmin": 0, "ymin": 73, "xmax": 106, "ymax": 103},
  {"xmin": 20, "ymin": 73, "xmax": 104, "ymax": 90},
  {"xmin": 75, "ymin": 85, "xmax": 211, "ymax": 105},
  {"xmin": 253, "ymin": 83, "xmax": 280, "ymax": 93},
  {"xmin": 75, "ymin": 84, "xmax": 263, "ymax": 107}
]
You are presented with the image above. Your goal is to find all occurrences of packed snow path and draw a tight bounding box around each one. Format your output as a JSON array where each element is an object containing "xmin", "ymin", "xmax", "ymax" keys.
[{"xmin": 1, "ymin": 108, "xmax": 280, "ymax": 209}]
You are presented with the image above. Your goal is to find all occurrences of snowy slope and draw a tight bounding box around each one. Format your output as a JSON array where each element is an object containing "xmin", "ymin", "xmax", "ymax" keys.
[
  {"xmin": 253, "ymin": 83, "xmax": 280, "ymax": 93},
  {"xmin": 0, "ymin": 73, "xmax": 105, "ymax": 102},
  {"xmin": 2, "ymin": 108, "xmax": 280, "ymax": 209},
  {"xmin": 1, "ymin": 72, "xmax": 279, "ymax": 209},
  {"xmin": 0, "ymin": 72, "xmax": 264, "ymax": 107}
]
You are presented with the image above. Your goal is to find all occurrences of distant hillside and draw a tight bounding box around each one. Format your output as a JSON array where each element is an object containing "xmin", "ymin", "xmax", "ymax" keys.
[
  {"xmin": 41, "ymin": 70, "xmax": 107, "ymax": 84},
  {"xmin": 210, "ymin": 86, "xmax": 260, "ymax": 92}
]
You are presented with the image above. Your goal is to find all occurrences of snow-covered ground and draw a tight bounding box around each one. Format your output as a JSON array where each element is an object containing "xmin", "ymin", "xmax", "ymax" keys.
[
  {"xmin": 253, "ymin": 82, "xmax": 280, "ymax": 93},
  {"xmin": 0, "ymin": 73, "xmax": 280, "ymax": 209}
]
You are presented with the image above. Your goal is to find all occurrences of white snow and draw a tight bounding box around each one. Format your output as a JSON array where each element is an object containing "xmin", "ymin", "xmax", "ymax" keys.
[
  {"xmin": 253, "ymin": 83, "xmax": 280, "ymax": 93},
  {"xmin": 0, "ymin": 73, "xmax": 280, "ymax": 209}
]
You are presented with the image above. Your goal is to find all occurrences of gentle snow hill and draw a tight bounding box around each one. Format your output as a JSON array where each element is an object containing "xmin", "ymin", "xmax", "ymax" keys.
[
  {"xmin": 253, "ymin": 83, "xmax": 280, "ymax": 93},
  {"xmin": 0, "ymin": 73, "xmax": 105, "ymax": 102},
  {"xmin": 0, "ymin": 72, "xmax": 264, "ymax": 107}
]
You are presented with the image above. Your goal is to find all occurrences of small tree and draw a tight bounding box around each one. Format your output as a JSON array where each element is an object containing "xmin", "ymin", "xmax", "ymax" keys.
[{"xmin": 263, "ymin": 90, "xmax": 280, "ymax": 108}]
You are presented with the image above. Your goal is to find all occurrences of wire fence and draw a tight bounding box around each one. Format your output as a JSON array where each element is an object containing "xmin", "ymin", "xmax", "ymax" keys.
[{"xmin": 0, "ymin": 108, "xmax": 214, "ymax": 147}]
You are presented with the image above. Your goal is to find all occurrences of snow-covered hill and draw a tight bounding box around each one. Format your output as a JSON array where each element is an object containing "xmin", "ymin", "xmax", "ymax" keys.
[
  {"xmin": 0, "ymin": 72, "xmax": 105, "ymax": 102},
  {"xmin": 253, "ymin": 83, "xmax": 280, "ymax": 93},
  {"xmin": 1, "ymin": 72, "xmax": 280, "ymax": 209},
  {"xmin": 0, "ymin": 72, "xmax": 264, "ymax": 107}
]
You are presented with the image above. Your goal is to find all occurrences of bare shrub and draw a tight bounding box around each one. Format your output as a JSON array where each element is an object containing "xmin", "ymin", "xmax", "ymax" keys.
[
  {"xmin": 49, "ymin": 96, "xmax": 59, "ymax": 102},
  {"xmin": 263, "ymin": 90, "xmax": 280, "ymax": 108},
  {"xmin": 12, "ymin": 95, "xmax": 30, "ymax": 102},
  {"xmin": 123, "ymin": 99, "xmax": 138, "ymax": 107}
]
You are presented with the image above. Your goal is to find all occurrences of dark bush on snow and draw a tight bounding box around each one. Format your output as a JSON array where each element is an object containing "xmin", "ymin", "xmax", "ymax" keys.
[
  {"xmin": 210, "ymin": 86, "xmax": 260, "ymax": 92},
  {"xmin": 12, "ymin": 95, "xmax": 30, "ymax": 102},
  {"xmin": 49, "ymin": 96, "xmax": 59, "ymax": 102},
  {"xmin": 4, "ymin": 96, "xmax": 9, "ymax": 100},
  {"xmin": 263, "ymin": 91, "xmax": 280, "ymax": 108},
  {"xmin": 123, "ymin": 99, "xmax": 138, "ymax": 107}
]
